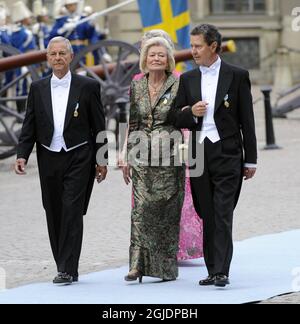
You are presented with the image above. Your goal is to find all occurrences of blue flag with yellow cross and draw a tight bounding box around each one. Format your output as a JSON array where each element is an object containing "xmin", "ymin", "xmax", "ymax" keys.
[{"xmin": 137, "ymin": 0, "xmax": 191, "ymax": 50}]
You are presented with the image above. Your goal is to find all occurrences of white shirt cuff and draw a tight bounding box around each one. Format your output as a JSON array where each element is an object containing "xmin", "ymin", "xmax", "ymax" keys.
[{"xmin": 244, "ymin": 163, "xmax": 257, "ymax": 169}]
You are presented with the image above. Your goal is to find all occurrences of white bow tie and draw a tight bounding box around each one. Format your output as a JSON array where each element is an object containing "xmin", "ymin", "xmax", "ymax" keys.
[
  {"xmin": 51, "ymin": 79, "xmax": 70, "ymax": 88},
  {"xmin": 200, "ymin": 65, "xmax": 218, "ymax": 76}
]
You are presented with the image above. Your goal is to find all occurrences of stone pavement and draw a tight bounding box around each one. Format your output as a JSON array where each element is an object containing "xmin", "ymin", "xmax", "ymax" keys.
[{"xmin": 0, "ymin": 86, "xmax": 300, "ymax": 303}]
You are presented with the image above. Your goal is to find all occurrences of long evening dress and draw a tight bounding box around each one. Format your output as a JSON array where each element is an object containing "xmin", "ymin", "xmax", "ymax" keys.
[{"xmin": 127, "ymin": 73, "xmax": 185, "ymax": 280}]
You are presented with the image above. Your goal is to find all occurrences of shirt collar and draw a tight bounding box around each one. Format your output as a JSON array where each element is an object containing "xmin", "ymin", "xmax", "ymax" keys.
[
  {"xmin": 51, "ymin": 71, "xmax": 72, "ymax": 89},
  {"xmin": 200, "ymin": 56, "xmax": 221, "ymax": 75},
  {"xmin": 51, "ymin": 70, "xmax": 72, "ymax": 82}
]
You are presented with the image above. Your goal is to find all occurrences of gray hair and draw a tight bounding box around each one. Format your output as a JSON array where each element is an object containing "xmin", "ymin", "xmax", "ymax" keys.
[
  {"xmin": 47, "ymin": 36, "xmax": 74, "ymax": 54},
  {"xmin": 140, "ymin": 37, "xmax": 175, "ymax": 74},
  {"xmin": 191, "ymin": 24, "xmax": 222, "ymax": 54},
  {"xmin": 141, "ymin": 29, "xmax": 175, "ymax": 50}
]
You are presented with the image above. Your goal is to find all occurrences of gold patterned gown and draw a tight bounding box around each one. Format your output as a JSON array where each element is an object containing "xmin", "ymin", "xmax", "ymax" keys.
[{"xmin": 127, "ymin": 73, "xmax": 185, "ymax": 280}]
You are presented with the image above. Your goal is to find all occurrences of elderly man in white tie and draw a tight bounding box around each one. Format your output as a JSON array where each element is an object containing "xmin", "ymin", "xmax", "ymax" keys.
[{"xmin": 15, "ymin": 36, "xmax": 107, "ymax": 285}]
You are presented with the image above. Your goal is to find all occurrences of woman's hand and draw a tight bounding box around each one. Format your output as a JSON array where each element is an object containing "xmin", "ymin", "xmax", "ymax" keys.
[
  {"xmin": 118, "ymin": 153, "xmax": 126, "ymax": 169},
  {"xmin": 122, "ymin": 164, "xmax": 132, "ymax": 185}
]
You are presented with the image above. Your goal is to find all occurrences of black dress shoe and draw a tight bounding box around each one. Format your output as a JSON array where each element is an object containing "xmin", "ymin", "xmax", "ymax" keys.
[
  {"xmin": 199, "ymin": 275, "xmax": 216, "ymax": 286},
  {"xmin": 72, "ymin": 276, "xmax": 78, "ymax": 282},
  {"xmin": 53, "ymin": 272, "xmax": 73, "ymax": 285},
  {"xmin": 214, "ymin": 274, "xmax": 230, "ymax": 287}
]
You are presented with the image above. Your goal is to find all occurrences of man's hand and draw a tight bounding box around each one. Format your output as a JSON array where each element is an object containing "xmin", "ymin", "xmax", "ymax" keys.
[
  {"xmin": 95, "ymin": 165, "xmax": 107, "ymax": 184},
  {"xmin": 15, "ymin": 159, "xmax": 27, "ymax": 175},
  {"xmin": 244, "ymin": 167, "xmax": 256, "ymax": 180},
  {"xmin": 192, "ymin": 101, "xmax": 208, "ymax": 117}
]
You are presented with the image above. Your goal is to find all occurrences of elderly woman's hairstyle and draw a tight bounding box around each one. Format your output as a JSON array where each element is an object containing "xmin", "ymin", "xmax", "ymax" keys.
[
  {"xmin": 141, "ymin": 29, "xmax": 175, "ymax": 50},
  {"xmin": 140, "ymin": 37, "xmax": 175, "ymax": 74}
]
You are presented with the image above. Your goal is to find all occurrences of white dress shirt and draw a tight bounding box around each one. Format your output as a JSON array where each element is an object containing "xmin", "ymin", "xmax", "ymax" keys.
[
  {"xmin": 196, "ymin": 57, "xmax": 256, "ymax": 168},
  {"xmin": 199, "ymin": 56, "xmax": 221, "ymax": 144},
  {"xmin": 43, "ymin": 71, "xmax": 87, "ymax": 152}
]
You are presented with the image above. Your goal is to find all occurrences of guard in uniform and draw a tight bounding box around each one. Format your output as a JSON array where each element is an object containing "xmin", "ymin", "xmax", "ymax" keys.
[
  {"xmin": 32, "ymin": 0, "xmax": 51, "ymax": 77},
  {"xmin": 49, "ymin": 0, "xmax": 98, "ymax": 57},
  {"xmin": 0, "ymin": 4, "xmax": 12, "ymax": 92},
  {"xmin": 11, "ymin": 1, "xmax": 37, "ymax": 112},
  {"xmin": 0, "ymin": 4, "xmax": 10, "ymax": 45},
  {"xmin": 32, "ymin": 0, "xmax": 50, "ymax": 50}
]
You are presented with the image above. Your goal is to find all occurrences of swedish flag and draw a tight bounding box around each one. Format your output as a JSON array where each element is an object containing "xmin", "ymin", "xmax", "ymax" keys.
[{"xmin": 138, "ymin": 0, "xmax": 191, "ymax": 49}]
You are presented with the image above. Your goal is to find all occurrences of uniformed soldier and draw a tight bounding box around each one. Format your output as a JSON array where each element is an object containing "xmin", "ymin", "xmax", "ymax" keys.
[
  {"xmin": 53, "ymin": 0, "xmax": 68, "ymax": 20},
  {"xmin": 11, "ymin": 1, "xmax": 36, "ymax": 52},
  {"xmin": 11, "ymin": 1, "xmax": 37, "ymax": 113},
  {"xmin": 81, "ymin": 4, "xmax": 112, "ymax": 65},
  {"xmin": 32, "ymin": 0, "xmax": 50, "ymax": 50},
  {"xmin": 0, "ymin": 2, "xmax": 10, "ymax": 45},
  {"xmin": 83, "ymin": 5, "xmax": 109, "ymax": 41},
  {"xmin": 49, "ymin": 0, "xmax": 98, "ymax": 56},
  {"xmin": 0, "ymin": 3, "xmax": 14, "ymax": 91},
  {"xmin": 0, "ymin": 4, "xmax": 11, "ymax": 92}
]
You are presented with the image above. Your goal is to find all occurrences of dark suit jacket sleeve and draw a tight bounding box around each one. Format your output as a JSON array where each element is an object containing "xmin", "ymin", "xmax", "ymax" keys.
[
  {"xmin": 238, "ymin": 71, "xmax": 257, "ymax": 164},
  {"xmin": 168, "ymin": 76, "xmax": 198, "ymax": 130},
  {"xmin": 17, "ymin": 84, "xmax": 36, "ymax": 161},
  {"xmin": 89, "ymin": 81, "xmax": 107, "ymax": 165}
]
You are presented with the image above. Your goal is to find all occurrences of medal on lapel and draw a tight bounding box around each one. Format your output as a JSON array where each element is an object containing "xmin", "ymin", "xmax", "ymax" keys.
[
  {"xmin": 224, "ymin": 94, "xmax": 230, "ymax": 108},
  {"xmin": 74, "ymin": 103, "xmax": 79, "ymax": 117},
  {"xmin": 162, "ymin": 92, "xmax": 171, "ymax": 105}
]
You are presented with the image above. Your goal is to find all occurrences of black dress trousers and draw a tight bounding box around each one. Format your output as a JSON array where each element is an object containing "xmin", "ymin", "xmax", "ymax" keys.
[
  {"xmin": 190, "ymin": 136, "xmax": 243, "ymax": 276},
  {"xmin": 37, "ymin": 143, "xmax": 93, "ymax": 276}
]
